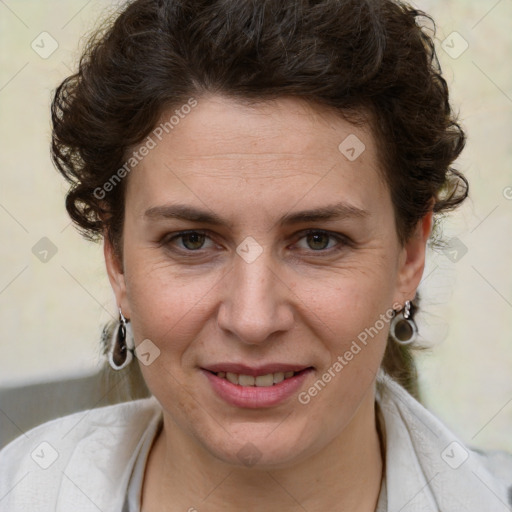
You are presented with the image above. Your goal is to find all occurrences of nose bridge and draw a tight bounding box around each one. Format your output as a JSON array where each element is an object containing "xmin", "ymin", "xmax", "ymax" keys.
[{"xmin": 217, "ymin": 249, "xmax": 292, "ymax": 344}]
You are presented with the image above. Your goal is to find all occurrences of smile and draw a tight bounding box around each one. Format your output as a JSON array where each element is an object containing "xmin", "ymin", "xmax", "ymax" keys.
[
  {"xmin": 200, "ymin": 367, "xmax": 314, "ymax": 408},
  {"xmin": 212, "ymin": 370, "xmax": 303, "ymax": 387}
]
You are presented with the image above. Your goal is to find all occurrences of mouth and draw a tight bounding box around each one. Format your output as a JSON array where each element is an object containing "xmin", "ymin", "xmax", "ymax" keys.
[
  {"xmin": 203, "ymin": 368, "xmax": 312, "ymax": 387},
  {"xmin": 200, "ymin": 364, "xmax": 314, "ymax": 408}
]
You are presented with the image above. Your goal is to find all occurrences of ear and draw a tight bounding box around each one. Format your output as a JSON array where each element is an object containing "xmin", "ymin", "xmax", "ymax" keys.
[
  {"xmin": 393, "ymin": 209, "xmax": 433, "ymax": 306},
  {"xmin": 104, "ymin": 235, "xmax": 130, "ymax": 318}
]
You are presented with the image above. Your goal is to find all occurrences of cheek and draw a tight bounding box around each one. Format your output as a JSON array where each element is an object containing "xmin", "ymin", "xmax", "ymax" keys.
[
  {"xmin": 294, "ymin": 276, "xmax": 390, "ymax": 426},
  {"xmin": 122, "ymin": 250, "xmax": 222, "ymax": 357},
  {"xmin": 122, "ymin": 260, "xmax": 220, "ymax": 417},
  {"xmin": 298, "ymin": 261, "xmax": 396, "ymax": 342},
  {"xmin": 291, "ymin": 263, "xmax": 395, "ymax": 409}
]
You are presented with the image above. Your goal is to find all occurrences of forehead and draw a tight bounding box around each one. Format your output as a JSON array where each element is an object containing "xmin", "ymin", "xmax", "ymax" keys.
[{"xmin": 125, "ymin": 95, "xmax": 389, "ymax": 219}]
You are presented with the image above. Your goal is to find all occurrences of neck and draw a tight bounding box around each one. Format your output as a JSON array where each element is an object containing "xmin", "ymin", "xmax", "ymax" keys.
[{"xmin": 142, "ymin": 389, "xmax": 384, "ymax": 512}]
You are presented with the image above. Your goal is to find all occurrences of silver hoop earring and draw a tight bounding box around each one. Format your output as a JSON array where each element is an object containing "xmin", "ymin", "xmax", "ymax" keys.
[
  {"xmin": 390, "ymin": 300, "xmax": 418, "ymax": 345},
  {"xmin": 108, "ymin": 308, "xmax": 135, "ymax": 370}
]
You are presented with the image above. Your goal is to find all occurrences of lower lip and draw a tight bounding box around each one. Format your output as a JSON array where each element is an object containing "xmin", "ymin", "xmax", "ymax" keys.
[{"xmin": 201, "ymin": 368, "xmax": 314, "ymax": 409}]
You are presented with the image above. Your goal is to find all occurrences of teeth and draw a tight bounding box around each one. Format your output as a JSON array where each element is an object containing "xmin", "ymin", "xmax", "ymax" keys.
[
  {"xmin": 217, "ymin": 370, "xmax": 301, "ymax": 387},
  {"xmin": 226, "ymin": 372, "xmax": 238, "ymax": 384},
  {"xmin": 255, "ymin": 374, "xmax": 274, "ymax": 386},
  {"xmin": 239, "ymin": 374, "xmax": 255, "ymax": 386},
  {"xmin": 273, "ymin": 372, "xmax": 284, "ymax": 384}
]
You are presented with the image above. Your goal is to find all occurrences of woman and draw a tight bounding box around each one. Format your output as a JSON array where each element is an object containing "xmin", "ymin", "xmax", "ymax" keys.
[{"xmin": 0, "ymin": 0, "xmax": 511, "ymax": 510}]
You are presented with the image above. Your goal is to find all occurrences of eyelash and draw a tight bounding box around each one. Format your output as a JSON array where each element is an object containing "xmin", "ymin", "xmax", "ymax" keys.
[{"xmin": 161, "ymin": 229, "xmax": 351, "ymax": 256}]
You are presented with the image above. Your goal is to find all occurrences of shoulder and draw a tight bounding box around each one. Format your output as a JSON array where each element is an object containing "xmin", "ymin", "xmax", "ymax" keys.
[
  {"xmin": 0, "ymin": 396, "xmax": 162, "ymax": 512},
  {"xmin": 471, "ymin": 446, "xmax": 512, "ymax": 485},
  {"xmin": 376, "ymin": 371, "xmax": 512, "ymax": 510}
]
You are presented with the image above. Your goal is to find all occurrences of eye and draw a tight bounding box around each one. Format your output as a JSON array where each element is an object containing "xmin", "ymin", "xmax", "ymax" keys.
[
  {"xmin": 161, "ymin": 229, "xmax": 349, "ymax": 256},
  {"xmin": 294, "ymin": 230, "xmax": 347, "ymax": 252},
  {"xmin": 164, "ymin": 230, "xmax": 214, "ymax": 251}
]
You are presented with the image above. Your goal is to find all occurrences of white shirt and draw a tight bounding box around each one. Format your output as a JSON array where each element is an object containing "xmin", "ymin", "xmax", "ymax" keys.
[{"xmin": 0, "ymin": 371, "xmax": 510, "ymax": 511}]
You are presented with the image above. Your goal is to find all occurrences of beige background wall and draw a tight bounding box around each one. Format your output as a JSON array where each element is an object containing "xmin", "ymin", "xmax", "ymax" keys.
[{"xmin": 0, "ymin": 0, "xmax": 511, "ymax": 452}]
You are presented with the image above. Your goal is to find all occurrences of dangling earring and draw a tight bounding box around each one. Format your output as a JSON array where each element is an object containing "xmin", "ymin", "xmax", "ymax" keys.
[
  {"xmin": 108, "ymin": 308, "xmax": 135, "ymax": 370},
  {"xmin": 390, "ymin": 300, "xmax": 418, "ymax": 345}
]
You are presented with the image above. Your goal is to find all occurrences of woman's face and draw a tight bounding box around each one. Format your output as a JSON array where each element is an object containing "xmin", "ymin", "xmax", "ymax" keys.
[{"xmin": 106, "ymin": 94, "xmax": 430, "ymax": 468}]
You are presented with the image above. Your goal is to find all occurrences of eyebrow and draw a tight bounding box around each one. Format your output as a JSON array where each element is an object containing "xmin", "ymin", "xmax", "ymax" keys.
[
  {"xmin": 143, "ymin": 202, "xmax": 369, "ymax": 228},
  {"xmin": 278, "ymin": 202, "xmax": 369, "ymax": 226}
]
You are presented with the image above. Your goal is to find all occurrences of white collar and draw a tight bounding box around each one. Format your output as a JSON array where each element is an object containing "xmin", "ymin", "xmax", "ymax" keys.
[
  {"xmin": 376, "ymin": 370, "xmax": 512, "ymax": 511},
  {"xmin": 49, "ymin": 374, "xmax": 512, "ymax": 511}
]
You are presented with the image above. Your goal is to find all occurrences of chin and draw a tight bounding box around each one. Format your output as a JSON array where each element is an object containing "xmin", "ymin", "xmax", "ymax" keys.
[{"xmin": 198, "ymin": 417, "xmax": 322, "ymax": 470}]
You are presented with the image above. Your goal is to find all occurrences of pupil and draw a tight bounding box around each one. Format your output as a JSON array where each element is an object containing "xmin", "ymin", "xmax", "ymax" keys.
[
  {"xmin": 183, "ymin": 233, "xmax": 205, "ymax": 250},
  {"xmin": 308, "ymin": 232, "xmax": 329, "ymax": 250}
]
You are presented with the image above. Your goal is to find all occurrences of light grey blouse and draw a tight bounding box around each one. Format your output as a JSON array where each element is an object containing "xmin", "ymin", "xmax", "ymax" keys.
[{"xmin": 1, "ymin": 370, "xmax": 510, "ymax": 511}]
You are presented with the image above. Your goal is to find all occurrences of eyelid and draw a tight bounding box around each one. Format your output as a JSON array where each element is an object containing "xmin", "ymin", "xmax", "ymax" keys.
[
  {"xmin": 161, "ymin": 229, "xmax": 214, "ymax": 249},
  {"xmin": 291, "ymin": 228, "xmax": 351, "ymax": 251},
  {"xmin": 161, "ymin": 228, "xmax": 351, "ymax": 254}
]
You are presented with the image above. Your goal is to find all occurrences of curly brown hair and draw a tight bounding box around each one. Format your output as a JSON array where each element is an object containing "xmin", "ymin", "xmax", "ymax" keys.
[{"xmin": 51, "ymin": 0, "xmax": 468, "ymax": 398}]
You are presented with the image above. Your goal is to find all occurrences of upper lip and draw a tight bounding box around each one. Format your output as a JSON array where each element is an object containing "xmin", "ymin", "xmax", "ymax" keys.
[{"xmin": 201, "ymin": 363, "xmax": 313, "ymax": 376}]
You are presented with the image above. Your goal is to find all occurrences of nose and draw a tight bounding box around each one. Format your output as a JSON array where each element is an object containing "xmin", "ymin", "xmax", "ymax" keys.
[{"xmin": 217, "ymin": 250, "xmax": 295, "ymax": 346}]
